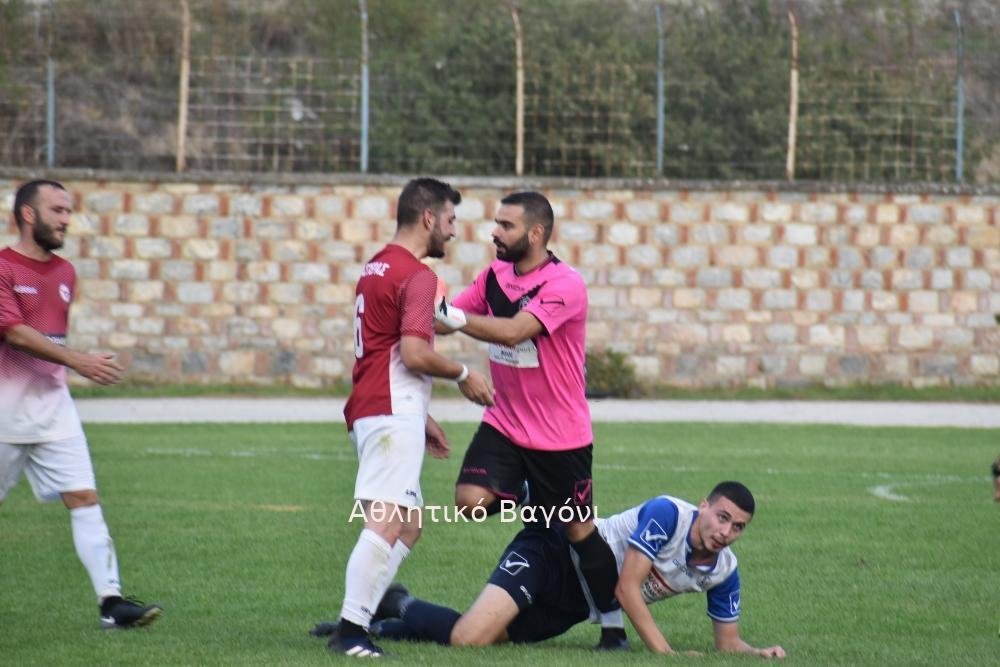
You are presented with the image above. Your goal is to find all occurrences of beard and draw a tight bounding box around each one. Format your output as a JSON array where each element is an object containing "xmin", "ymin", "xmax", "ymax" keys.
[
  {"xmin": 32, "ymin": 213, "xmax": 65, "ymax": 251},
  {"xmin": 427, "ymin": 224, "xmax": 448, "ymax": 258},
  {"xmin": 494, "ymin": 232, "xmax": 529, "ymax": 264}
]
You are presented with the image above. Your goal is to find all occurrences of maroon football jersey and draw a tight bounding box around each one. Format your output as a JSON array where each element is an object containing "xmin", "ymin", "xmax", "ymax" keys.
[
  {"xmin": 343, "ymin": 244, "xmax": 437, "ymax": 430},
  {"xmin": 0, "ymin": 247, "xmax": 83, "ymax": 442}
]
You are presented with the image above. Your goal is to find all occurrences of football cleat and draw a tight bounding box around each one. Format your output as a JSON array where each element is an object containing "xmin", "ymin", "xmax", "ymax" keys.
[
  {"xmin": 329, "ymin": 632, "xmax": 386, "ymax": 658},
  {"xmin": 309, "ymin": 620, "xmax": 340, "ymax": 637},
  {"xmin": 99, "ymin": 596, "xmax": 162, "ymax": 630},
  {"xmin": 373, "ymin": 583, "xmax": 410, "ymax": 623}
]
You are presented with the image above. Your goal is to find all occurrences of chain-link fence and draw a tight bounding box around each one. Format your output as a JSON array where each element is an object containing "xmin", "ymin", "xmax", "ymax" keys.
[{"xmin": 1, "ymin": 0, "xmax": 997, "ymax": 182}]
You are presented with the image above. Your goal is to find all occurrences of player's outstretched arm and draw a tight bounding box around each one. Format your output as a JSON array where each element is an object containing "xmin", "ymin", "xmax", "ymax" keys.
[
  {"xmin": 4, "ymin": 323, "xmax": 124, "ymax": 385},
  {"xmin": 713, "ymin": 620, "xmax": 786, "ymax": 659},
  {"xmin": 616, "ymin": 547, "xmax": 676, "ymax": 654},
  {"xmin": 457, "ymin": 310, "xmax": 543, "ymax": 347}
]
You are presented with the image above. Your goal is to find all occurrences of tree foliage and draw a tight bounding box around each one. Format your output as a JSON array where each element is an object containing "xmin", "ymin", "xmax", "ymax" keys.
[{"xmin": 0, "ymin": 0, "xmax": 996, "ymax": 181}]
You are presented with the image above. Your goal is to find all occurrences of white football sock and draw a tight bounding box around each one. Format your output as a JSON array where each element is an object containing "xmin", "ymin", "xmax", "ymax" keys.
[
  {"xmin": 600, "ymin": 608, "xmax": 625, "ymax": 629},
  {"xmin": 340, "ymin": 528, "xmax": 393, "ymax": 629},
  {"xmin": 361, "ymin": 537, "xmax": 412, "ymax": 623},
  {"xmin": 387, "ymin": 539, "xmax": 410, "ymax": 577},
  {"xmin": 70, "ymin": 504, "xmax": 122, "ymax": 601}
]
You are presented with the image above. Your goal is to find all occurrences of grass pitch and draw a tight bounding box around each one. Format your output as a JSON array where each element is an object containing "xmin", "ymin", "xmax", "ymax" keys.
[{"xmin": 1, "ymin": 421, "xmax": 996, "ymax": 666}]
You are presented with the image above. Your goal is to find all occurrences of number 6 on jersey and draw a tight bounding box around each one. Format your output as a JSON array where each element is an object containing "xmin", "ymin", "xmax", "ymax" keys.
[{"xmin": 353, "ymin": 294, "xmax": 365, "ymax": 359}]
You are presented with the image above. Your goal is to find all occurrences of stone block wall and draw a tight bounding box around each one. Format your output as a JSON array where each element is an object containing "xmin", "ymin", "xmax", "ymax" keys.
[{"xmin": 1, "ymin": 173, "xmax": 997, "ymax": 388}]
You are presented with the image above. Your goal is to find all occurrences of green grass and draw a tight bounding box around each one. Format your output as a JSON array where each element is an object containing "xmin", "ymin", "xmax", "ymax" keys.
[
  {"xmin": 1, "ymin": 422, "xmax": 997, "ymax": 665},
  {"xmin": 69, "ymin": 380, "xmax": 1000, "ymax": 403}
]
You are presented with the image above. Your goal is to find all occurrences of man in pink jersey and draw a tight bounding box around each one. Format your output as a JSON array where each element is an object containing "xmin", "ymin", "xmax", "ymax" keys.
[
  {"xmin": 325, "ymin": 177, "xmax": 493, "ymax": 658},
  {"xmin": 0, "ymin": 180, "xmax": 162, "ymax": 629},
  {"xmin": 433, "ymin": 191, "xmax": 626, "ymax": 649}
]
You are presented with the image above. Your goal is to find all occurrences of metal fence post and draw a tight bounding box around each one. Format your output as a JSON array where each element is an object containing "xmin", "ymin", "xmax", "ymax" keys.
[
  {"xmin": 655, "ymin": 4, "xmax": 664, "ymax": 176},
  {"xmin": 359, "ymin": 0, "xmax": 369, "ymax": 173},
  {"xmin": 176, "ymin": 0, "xmax": 191, "ymax": 172},
  {"xmin": 953, "ymin": 10, "xmax": 964, "ymax": 182},
  {"xmin": 786, "ymin": 10, "xmax": 799, "ymax": 182},
  {"xmin": 510, "ymin": 2, "xmax": 524, "ymax": 177},
  {"xmin": 46, "ymin": 58, "xmax": 55, "ymax": 168}
]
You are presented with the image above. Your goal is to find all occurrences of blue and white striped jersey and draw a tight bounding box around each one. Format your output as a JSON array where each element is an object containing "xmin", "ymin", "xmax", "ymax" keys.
[{"xmin": 596, "ymin": 495, "xmax": 742, "ymax": 622}]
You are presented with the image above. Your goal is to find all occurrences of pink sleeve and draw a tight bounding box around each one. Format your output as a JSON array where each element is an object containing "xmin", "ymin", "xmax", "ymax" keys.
[
  {"xmin": 451, "ymin": 267, "xmax": 490, "ymax": 315},
  {"xmin": 398, "ymin": 268, "xmax": 436, "ymax": 342},
  {"xmin": 0, "ymin": 264, "xmax": 25, "ymax": 335},
  {"xmin": 523, "ymin": 272, "xmax": 586, "ymax": 335}
]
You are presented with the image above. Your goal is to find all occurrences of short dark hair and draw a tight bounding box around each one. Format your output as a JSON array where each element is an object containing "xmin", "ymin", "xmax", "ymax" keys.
[
  {"xmin": 396, "ymin": 177, "xmax": 461, "ymax": 228},
  {"xmin": 992, "ymin": 457, "xmax": 1000, "ymax": 479},
  {"xmin": 708, "ymin": 481, "xmax": 756, "ymax": 516},
  {"xmin": 500, "ymin": 191, "xmax": 554, "ymax": 243},
  {"xmin": 13, "ymin": 179, "xmax": 66, "ymax": 228}
]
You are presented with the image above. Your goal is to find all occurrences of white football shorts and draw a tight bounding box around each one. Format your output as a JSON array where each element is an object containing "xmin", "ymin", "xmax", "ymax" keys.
[
  {"xmin": 0, "ymin": 433, "xmax": 97, "ymax": 503},
  {"xmin": 350, "ymin": 413, "xmax": 425, "ymax": 508}
]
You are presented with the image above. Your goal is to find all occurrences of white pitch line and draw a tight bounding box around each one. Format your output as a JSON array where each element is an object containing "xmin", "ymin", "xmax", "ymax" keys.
[{"xmin": 869, "ymin": 484, "xmax": 911, "ymax": 502}]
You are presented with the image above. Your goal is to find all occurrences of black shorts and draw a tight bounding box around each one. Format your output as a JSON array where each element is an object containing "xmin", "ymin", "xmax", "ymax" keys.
[
  {"xmin": 457, "ymin": 422, "xmax": 595, "ymax": 516},
  {"xmin": 486, "ymin": 525, "xmax": 591, "ymax": 643}
]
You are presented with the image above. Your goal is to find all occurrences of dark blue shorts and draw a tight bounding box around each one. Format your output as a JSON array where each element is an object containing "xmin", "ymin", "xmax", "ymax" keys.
[{"xmin": 486, "ymin": 525, "xmax": 591, "ymax": 643}]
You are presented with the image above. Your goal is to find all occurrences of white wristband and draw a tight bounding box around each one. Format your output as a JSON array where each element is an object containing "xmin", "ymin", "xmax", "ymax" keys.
[{"xmin": 455, "ymin": 364, "xmax": 470, "ymax": 383}]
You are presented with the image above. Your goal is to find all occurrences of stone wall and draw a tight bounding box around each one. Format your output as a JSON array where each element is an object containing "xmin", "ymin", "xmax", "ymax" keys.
[{"xmin": 2, "ymin": 171, "xmax": 997, "ymax": 388}]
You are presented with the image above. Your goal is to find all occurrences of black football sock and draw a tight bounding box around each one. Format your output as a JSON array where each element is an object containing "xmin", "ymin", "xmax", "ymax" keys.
[
  {"xmin": 338, "ymin": 619, "xmax": 366, "ymax": 640},
  {"xmin": 400, "ymin": 598, "xmax": 462, "ymax": 645},
  {"xmin": 372, "ymin": 619, "xmax": 425, "ymax": 642},
  {"xmin": 570, "ymin": 529, "xmax": 620, "ymax": 613}
]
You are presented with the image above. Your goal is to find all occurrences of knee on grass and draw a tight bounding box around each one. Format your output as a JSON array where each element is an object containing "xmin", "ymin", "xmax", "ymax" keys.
[{"xmin": 449, "ymin": 621, "xmax": 502, "ymax": 647}]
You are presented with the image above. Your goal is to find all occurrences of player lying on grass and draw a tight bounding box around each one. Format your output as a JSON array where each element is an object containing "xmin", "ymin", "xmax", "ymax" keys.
[{"xmin": 313, "ymin": 481, "xmax": 785, "ymax": 658}]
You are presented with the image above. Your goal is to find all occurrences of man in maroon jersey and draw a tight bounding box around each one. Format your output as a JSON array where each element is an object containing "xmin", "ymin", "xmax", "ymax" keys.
[
  {"xmin": 327, "ymin": 177, "xmax": 493, "ymax": 658},
  {"xmin": 0, "ymin": 179, "xmax": 162, "ymax": 629}
]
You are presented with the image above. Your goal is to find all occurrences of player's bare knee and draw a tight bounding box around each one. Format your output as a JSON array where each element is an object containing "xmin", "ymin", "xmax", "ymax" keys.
[
  {"xmin": 61, "ymin": 489, "xmax": 99, "ymax": 509},
  {"xmin": 455, "ymin": 485, "xmax": 494, "ymax": 514},
  {"xmin": 449, "ymin": 621, "xmax": 496, "ymax": 647}
]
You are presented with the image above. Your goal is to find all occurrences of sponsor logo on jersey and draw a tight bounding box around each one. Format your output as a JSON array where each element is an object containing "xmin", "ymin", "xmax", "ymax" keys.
[
  {"xmin": 13, "ymin": 285, "xmax": 38, "ymax": 294},
  {"xmin": 499, "ymin": 550, "xmax": 530, "ymax": 576},
  {"xmin": 361, "ymin": 261, "xmax": 390, "ymax": 277},
  {"xmin": 642, "ymin": 566, "xmax": 678, "ymax": 601},
  {"xmin": 59, "ymin": 283, "xmax": 71, "ymax": 303}
]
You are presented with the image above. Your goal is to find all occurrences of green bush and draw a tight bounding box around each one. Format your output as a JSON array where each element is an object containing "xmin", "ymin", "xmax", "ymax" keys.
[{"xmin": 585, "ymin": 348, "xmax": 638, "ymax": 399}]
